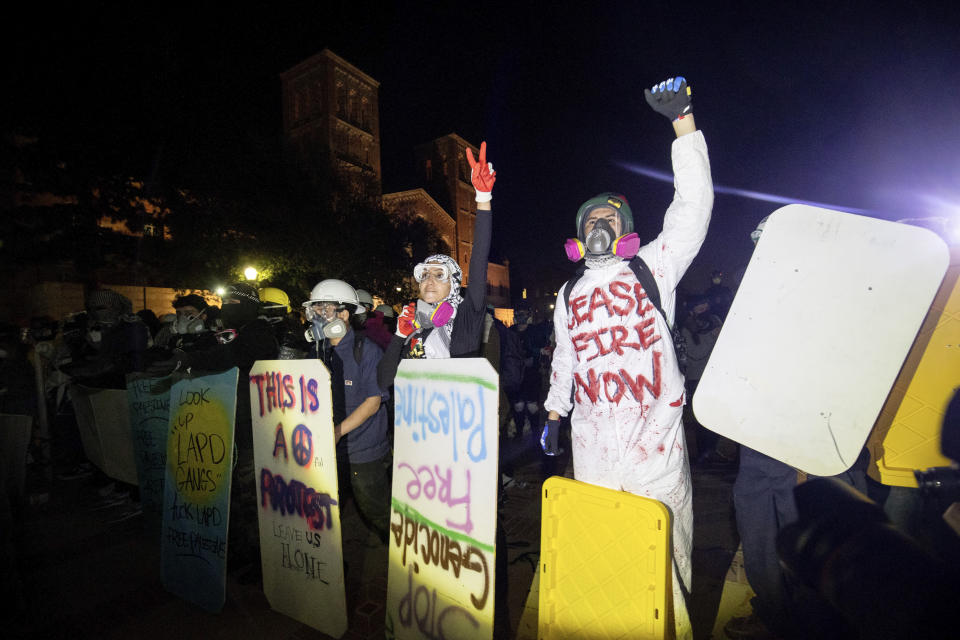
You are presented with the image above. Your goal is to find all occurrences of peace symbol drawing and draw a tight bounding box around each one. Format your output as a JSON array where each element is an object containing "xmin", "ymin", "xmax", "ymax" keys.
[{"xmin": 291, "ymin": 424, "xmax": 314, "ymax": 467}]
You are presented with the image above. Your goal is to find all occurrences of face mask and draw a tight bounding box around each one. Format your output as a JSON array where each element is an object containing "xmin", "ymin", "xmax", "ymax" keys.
[
  {"xmin": 415, "ymin": 299, "xmax": 454, "ymax": 329},
  {"xmin": 173, "ymin": 314, "xmax": 205, "ymax": 335}
]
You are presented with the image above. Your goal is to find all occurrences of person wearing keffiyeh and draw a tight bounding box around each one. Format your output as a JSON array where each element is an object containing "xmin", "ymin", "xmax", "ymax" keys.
[{"xmin": 377, "ymin": 141, "xmax": 496, "ymax": 388}]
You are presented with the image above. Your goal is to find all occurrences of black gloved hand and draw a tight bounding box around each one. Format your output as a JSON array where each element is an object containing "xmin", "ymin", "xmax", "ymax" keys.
[
  {"xmin": 644, "ymin": 76, "xmax": 692, "ymax": 121},
  {"xmin": 145, "ymin": 349, "xmax": 188, "ymax": 377},
  {"xmin": 540, "ymin": 418, "xmax": 562, "ymax": 456}
]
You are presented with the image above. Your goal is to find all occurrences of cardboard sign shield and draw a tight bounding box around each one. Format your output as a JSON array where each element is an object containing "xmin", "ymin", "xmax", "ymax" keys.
[
  {"xmin": 249, "ymin": 360, "xmax": 347, "ymax": 638},
  {"xmin": 71, "ymin": 384, "xmax": 138, "ymax": 484},
  {"xmin": 693, "ymin": 205, "xmax": 949, "ymax": 475},
  {"xmin": 160, "ymin": 367, "xmax": 238, "ymax": 613},
  {"xmin": 385, "ymin": 358, "xmax": 500, "ymax": 640},
  {"xmin": 126, "ymin": 373, "xmax": 175, "ymax": 535}
]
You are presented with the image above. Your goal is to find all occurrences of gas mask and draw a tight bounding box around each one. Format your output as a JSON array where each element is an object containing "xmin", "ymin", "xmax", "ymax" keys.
[
  {"xmin": 566, "ymin": 195, "xmax": 640, "ymax": 262},
  {"xmin": 304, "ymin": 302, "xmax": 348, "ymax": 343},
  {"xmin": 415, "ymin": 299, "xmax": 455, "ymax": 330},
  {"xmin": 565, "ymin": 218, "xmax": 640, "ymax": 261}
]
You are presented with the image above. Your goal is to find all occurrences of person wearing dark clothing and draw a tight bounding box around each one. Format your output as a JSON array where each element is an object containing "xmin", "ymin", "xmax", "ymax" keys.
[
  {"xmin": 360, "ymin": 308, "xmax": 394, "ymax": 353},
  {"xmin": 302, "ymin": 279, "xmax": 391, "ymax": 543},
  {"xmin": 65, "ymin": 289, "xmax": 150, "ymax": 389},
  {"xmin": 153, "ymin": 293, "xmax": 215, "ymax": 352},
  {"xmin": 509, "ymin": 314, "xmax": 549, "ymax": 439},
  {"xmin": 704, "ymin": 269, "xmax": 733, "ymax": 320}
]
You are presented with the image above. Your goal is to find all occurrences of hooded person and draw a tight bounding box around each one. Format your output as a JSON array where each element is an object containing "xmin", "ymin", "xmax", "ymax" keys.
[
  {"xmin": 69, "ymin": 288, "xmax": 149, "ymax": 386},
  {"xmin": 302, "ymin": 279, "xmax": 391, "ymax": 542},
  {"xmin": 377, "ymin": 141, "xmax": 496, "ymax": 388},
  {"xmin": 542, "ymin": 76, "xmax": 713, "ymax": 640}
]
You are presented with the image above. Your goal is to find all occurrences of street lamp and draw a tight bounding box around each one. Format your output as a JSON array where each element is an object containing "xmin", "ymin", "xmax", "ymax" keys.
[{"xmin": 244, "ymin": 266, "xmax": 258, "ymax": 281}]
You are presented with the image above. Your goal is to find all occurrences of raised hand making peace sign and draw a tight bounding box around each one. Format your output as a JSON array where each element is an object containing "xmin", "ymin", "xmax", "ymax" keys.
[{"xmin": 465, "ymin": 141, "xmax": 496, "ymax": 203}]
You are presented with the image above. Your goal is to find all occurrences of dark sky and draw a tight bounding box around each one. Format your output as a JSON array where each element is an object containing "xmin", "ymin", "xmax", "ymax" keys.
[{"xmin": 7, "ymin": 1, "xmax": 960, "ymax": 294}]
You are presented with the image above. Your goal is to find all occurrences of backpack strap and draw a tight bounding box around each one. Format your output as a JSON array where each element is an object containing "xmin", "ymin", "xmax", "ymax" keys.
[
  {"xmin": 627, "ymin": 256, "xmax": 665, "ymax": 326},
  {"xmin": 563, "ymin": 256, "xmax": 667, "ymax": 326}
]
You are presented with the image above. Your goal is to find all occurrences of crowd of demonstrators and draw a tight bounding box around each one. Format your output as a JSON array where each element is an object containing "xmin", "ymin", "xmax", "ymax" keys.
[
  {"xmin": 543, "ymin": 77, "xmax": 712, "ymax": 639},
  {"xmin": 9, "ymin": 74, "xmax": 942, "ymax": 640}
]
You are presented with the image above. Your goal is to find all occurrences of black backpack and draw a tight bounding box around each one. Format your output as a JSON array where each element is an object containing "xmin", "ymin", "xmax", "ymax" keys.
[{"xmin": 562, "ymin": 255, "xmax": 687, "ymax": 373}]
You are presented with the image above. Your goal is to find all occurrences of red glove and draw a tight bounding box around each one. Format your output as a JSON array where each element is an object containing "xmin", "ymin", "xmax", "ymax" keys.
[
  {"xmin": 465, "ymin": 141, "xmax": 495, "ymax": 202},
  {"xmin": 396, "ymin": 303, "xmax": 417, "ymax": 338}
]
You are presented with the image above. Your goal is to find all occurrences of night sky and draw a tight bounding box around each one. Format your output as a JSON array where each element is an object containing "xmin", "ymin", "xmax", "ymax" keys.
[{"xmin": 7, "ymin": 1, "xmax": 960, "ymax": 296}]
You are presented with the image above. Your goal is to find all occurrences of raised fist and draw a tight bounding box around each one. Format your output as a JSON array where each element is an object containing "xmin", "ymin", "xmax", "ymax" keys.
[{"xmin": 644, "ymin": 76, "xmax": 692, "ymax": 121}]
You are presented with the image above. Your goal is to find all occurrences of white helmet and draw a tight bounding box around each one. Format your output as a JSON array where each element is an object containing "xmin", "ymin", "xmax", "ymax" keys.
[
  {"xmin": 355, "ymin": 289, "xmax": 374, "ymax": 314},
  {"xmin": 303, "ymin": 279, "xmax": 359, "ymax": 312}
]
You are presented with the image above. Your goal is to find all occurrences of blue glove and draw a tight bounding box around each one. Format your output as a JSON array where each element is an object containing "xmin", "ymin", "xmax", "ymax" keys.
[
  {"xmin": 644, "ymin": 76, "xmax": 692, "ymax": 121},
  {"xmin": 540, "ymin": 418, "xmax": 562, "ymax": 456}
]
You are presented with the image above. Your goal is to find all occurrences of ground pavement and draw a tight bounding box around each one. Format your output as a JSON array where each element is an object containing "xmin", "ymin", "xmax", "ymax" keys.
[{"xmin": 7, "ymin": 438, "xmax": 742, "ymax": 640}]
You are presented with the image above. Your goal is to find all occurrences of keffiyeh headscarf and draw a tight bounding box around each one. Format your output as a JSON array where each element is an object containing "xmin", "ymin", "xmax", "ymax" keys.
[{"xmin": 414, "ymin": 254, "xmax": 463, "ymax": 359}]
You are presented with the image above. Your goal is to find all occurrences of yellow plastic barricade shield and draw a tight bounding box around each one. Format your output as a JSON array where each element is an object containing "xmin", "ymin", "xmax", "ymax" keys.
[{"xmin": 539, "ymin": 476, "xmax": 671, "ymax": 640}]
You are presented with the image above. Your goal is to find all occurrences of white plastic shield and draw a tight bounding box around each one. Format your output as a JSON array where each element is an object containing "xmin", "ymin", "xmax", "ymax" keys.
[
  {"xmin": 693, "ymin": 205, "xmax": 949, "ymax": 475},
  {"xmin": 386, "ymin": 358, "xmax": 500, "ymax": 640},
  {"xmin": 249, "ymin": 360, "xmax": 347, "ymax": 638}
]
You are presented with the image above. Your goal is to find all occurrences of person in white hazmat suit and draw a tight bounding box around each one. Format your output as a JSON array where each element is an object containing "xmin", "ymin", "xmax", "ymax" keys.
[{"xmin": 542, "ymin": 76, "xmax": 713, "ymax": 639}]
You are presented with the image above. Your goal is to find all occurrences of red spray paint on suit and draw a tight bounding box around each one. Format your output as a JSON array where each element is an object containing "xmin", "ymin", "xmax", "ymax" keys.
[{"xmin": 545, "ymin": 131, "xmax": 713, "ymax": 639}]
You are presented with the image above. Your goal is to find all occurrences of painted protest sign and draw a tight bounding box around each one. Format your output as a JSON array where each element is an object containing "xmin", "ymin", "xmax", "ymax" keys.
[
  {"xmin": 249, "ymin": 360, "xmax": 347, "ymax": 637},
  {"xmin": 160, "ymin": 367, "xmax": 238, "ymax": 613},
  {"xmin": 386, "ymin": 358, "xmax": 500, "ymax": 640},
  {"xmin": 126, "ymin": 373, "xmax": 175, "ymax": 535}
]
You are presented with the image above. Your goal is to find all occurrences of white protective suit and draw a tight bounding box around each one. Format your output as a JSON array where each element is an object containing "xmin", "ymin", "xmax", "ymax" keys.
[{"xmin": 544, "ymin": 130, "xmax": 713, "ymax": 638}]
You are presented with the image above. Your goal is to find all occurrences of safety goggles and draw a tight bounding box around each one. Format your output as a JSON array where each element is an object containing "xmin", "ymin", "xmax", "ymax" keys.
[
  {"xmin": 304, "ymin": 301, "xmax": 341, "ymax": 322},
  {"xmin": 413, "ymin": 262, "xmax": 452, "ymax": 283}
]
